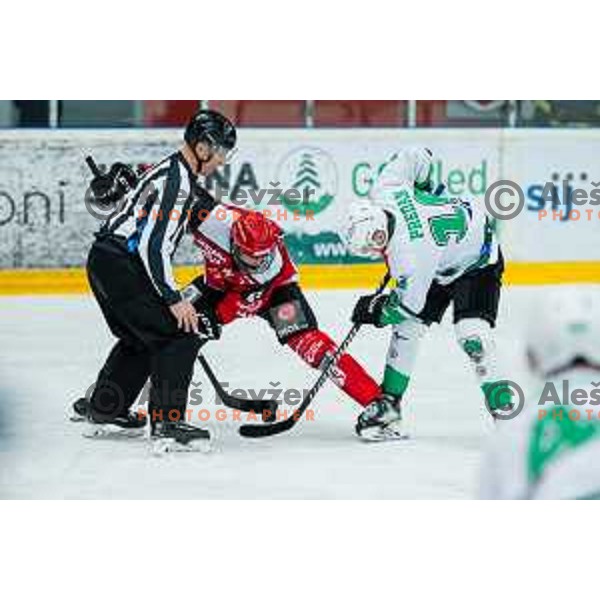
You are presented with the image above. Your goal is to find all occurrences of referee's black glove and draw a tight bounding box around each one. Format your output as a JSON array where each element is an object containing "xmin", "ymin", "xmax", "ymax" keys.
[
  {"xmin": 182, "ymin": 280, "xmax": 222, "ymax": 340},
  {"xmin": 90, "ymin": 163, "xmax": 138, "ymax": 207}
]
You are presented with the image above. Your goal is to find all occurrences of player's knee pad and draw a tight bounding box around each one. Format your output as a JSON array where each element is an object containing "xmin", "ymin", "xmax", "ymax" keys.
[
  {"xmin": 388, "ymin": 320, "xmax": 427, "ymax": 361},
  {"xmin": 386, "ymin": 320, "xmax": 426, "ymax": 373},
  {"xmin": 392, "ymin": 319, "xmax": 428, "ymax": 341},
  {"xmin": 267, "ymin": 284, "xmax": 318, "ymax": 345},
  {"xmin": 454, "ymin": 318, "xmax": 496, "ymax": 376}
]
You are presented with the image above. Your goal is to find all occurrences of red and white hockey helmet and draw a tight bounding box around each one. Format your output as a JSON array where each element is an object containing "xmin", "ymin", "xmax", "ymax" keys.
[{"xmin": 231, "ymin": 210, "xmax": 281, "ymax": 274}]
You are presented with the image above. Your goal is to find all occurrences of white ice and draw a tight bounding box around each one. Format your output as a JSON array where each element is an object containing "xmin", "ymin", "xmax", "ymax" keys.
[{"xmin": 0, "ymin": 287, "xmax": 541, "ymax": 499}]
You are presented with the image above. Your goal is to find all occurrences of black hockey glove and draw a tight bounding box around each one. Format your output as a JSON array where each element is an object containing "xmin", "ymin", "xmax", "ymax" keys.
[
  {"xmin": 182, "ymin": 281, "xmax": 222, "ymax": 340},
  {"xmin": 351, "ymin": 293, "xmax": 388, "ymax": 328},
  {"xmin": 90, "ymin": 162, "xmax": 138, "ymax": 207}
]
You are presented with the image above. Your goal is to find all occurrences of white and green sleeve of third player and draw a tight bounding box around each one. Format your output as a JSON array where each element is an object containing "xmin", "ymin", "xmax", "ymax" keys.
[{"xmin": 480, "ymin": 379, "xmax": 600, "ymax": 499}]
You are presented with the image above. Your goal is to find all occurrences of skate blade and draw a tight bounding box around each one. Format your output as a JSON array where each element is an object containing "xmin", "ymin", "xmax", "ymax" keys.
[
  {"xmin": 68, "ymin": 406, "xmax": 88, "ymax": 423},
  {"xmin": 358, "ymin": 422, "xmax": 410, "ymax": 443},
  {"xmin": 82, "ymin": 423, "xmax": 146, "ymax": 440},
  {"xmin": 151, "ymin": 437, "xmax": 213, "ymax": 455}
]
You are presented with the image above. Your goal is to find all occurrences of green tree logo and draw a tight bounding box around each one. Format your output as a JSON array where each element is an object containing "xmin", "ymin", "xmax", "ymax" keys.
[{"xmin": 276, "ymin": 147, "xmax": 337, "ymax": 216}]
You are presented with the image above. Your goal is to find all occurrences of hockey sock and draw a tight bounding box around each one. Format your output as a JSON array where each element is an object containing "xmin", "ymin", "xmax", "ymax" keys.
[
  {"xmin": 383, "ymin": 320, "xmax": 427, "ymax": 398},
  {"xmin": 454, "ymin": 318, "xmax": 512, "ymax": 410},
  {"xmin": 287, "ymin": 329, "xmax": 381, "ymax": 407}
]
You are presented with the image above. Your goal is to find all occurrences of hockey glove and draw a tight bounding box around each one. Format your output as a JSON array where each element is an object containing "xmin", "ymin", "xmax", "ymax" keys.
[
  {"xmin": 90, "ymin": 162, "xmax": 138, "ymax": 207},
  {"xmin": 182, "ymin": 281, "xmax": 222, "ymax": 340},
  {"xmin": 352, "ymin": 292, "xmax": 413, "ymax": 327},
  {"xmin": 351, "ymin": 293, "xmax": 388, "ymax": 327}
]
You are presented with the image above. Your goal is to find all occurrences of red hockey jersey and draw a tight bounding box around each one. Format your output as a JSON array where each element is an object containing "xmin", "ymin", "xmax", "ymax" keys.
[{"xmin": 192, "ymin": 206, "xmax": 298, "ymax": 324}]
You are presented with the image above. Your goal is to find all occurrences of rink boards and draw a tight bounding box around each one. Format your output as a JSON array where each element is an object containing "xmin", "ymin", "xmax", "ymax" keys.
[
  {"xmin": 1, "ymin": 128, "xmax": 600, "ymax": 293},
  {"xmin": 1, "ymin": 261, "xmax": 600, "ymax": 295}
]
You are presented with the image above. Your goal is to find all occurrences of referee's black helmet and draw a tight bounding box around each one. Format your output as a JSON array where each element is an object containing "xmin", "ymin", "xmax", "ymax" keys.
[{"xmin": 184, "ymin": 109, "xmax": 237, "ymax": 158}]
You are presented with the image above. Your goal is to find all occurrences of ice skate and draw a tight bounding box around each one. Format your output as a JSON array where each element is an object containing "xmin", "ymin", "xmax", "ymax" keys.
[
  {"xmin": 150, "ymin": 420, "xmax": 212, "ymax": 454},
  {"xmin": 83, "ymin": 411, "xmax": 147, "ymax": 439},
  {"xmin": 68, "ymin": 397, "xmax": 90, "ymax": 422},
  {"xmin": 355, "ymin": 395, "xmax": 408, "ymax": 442}
]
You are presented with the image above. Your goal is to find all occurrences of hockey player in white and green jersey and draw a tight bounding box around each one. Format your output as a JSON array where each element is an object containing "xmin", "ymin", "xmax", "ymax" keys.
[
  {"xmin": 344, "ymin": 148, "xmax": 513, "ymax": 441},
  {"xmin": 480, "ymin": 288, "xmax": 600, "ymax": 499}
]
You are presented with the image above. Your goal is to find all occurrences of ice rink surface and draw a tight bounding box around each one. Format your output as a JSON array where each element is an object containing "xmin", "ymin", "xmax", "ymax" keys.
[{"xmin": 0, "ymin": 287, "xmax": 541, "ymax": 499}]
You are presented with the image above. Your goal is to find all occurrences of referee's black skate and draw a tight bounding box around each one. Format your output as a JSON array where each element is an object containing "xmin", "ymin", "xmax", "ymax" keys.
[
  {"xmin": 69, "ymin": 397, "xmax": 90, "ymax": 422},
  {"xmin": 355, "ymin": 395, "xmax": 408, "ymax": 442},
  {"xmin": 151, "ymin": 420, "xmax": 212, "ymax": 453},
  {"xmin": 83, "ymin": 409, "xmax": 147, "ymax": 439}
]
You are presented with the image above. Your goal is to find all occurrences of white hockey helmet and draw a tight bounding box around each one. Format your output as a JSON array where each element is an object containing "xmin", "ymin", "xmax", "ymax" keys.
[
  {"xmin": 412, "ymin": 147, "xmax": 434, "ymax": 187},
  {"xmin": 526, "ymin": 287, "xmax": 600, "ymax": 376},
  {"xmin": 344, "ymin": 202, "xmax": 390, "ymax": 258}
]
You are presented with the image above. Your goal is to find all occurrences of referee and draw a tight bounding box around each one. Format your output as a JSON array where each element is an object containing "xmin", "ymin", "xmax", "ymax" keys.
[{"xmin": 83, "ymin": 110, "xmax": 236, "ymax": 445}]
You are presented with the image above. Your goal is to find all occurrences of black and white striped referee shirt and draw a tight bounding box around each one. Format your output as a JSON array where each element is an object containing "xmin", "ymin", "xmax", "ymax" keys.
[{"xmin": 99, "ymin": 151, "xmax": 215, "ymax": 305}]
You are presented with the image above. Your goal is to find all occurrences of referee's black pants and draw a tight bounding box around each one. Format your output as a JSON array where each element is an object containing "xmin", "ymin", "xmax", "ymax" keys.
[{"xmin": 86, "ymin": 237, "xmax": 203, "ymax": 424}]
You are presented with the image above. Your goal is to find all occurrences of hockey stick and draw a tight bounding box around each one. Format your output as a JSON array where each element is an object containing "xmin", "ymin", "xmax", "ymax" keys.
[
  {"xmin": 238, "ymin": 271, "xmax": 392, "ymax": 438},
  {"xmin": 85, "ymin": 155, "xmax": 102, "ymax": 177},
  {"xmin": 197, "ymin": 354, "xmax": 278, "ymax": 422}
]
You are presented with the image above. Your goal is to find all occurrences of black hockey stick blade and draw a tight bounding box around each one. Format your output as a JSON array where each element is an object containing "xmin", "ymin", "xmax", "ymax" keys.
[
  {"xmin": 197, "ymin": 354, "xmax": 278, "ymax": 422},
  {"xmin": 239, "ymin": 272, "xmax": 391, "ymax": 438}
]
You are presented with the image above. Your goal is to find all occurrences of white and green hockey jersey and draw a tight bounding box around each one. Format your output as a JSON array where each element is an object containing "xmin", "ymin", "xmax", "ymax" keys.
[
  {"xmin": 480, "ymin": 376, "xmax": 600, "ymax": 500},
  {"xmin": 371, "ymin": 154, "xmax": 500, "ymax": 322}
]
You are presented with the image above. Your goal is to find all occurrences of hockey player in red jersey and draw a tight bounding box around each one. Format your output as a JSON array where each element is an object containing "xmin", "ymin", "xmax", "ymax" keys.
[{"xmin": 183, "ymin": 205, "xmax": 383, "ymax": 412}]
